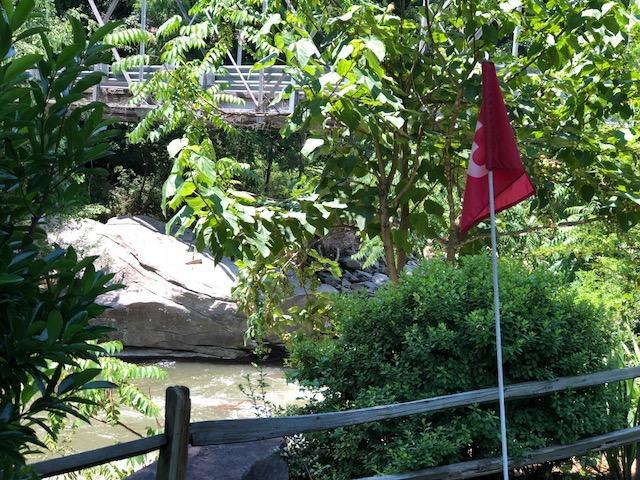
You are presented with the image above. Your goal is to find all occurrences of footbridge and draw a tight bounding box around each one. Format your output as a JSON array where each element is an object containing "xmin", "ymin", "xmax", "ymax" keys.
[
  {"xmin": 87, "ymin": 64, "xmax": 295, "ymax": 126},
  {"xmin": 84, "ymin": 0, "xmax": 296, "ymax": 126}
]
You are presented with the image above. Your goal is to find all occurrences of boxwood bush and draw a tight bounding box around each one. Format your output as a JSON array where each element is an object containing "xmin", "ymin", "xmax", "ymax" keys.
[{"xmin": 286, "ymin": 255, "xmax": 625, "ymax": 479}]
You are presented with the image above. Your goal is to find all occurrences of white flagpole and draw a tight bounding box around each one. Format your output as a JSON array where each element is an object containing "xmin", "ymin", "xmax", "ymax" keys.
[{"xmin": 488, "ymin": 170, "xmax": 510, "ymax": 480}]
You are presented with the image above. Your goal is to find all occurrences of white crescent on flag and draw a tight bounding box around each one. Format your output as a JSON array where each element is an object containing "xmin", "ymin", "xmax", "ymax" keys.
[{"xmin": 467, "ymin": 121, "xmax": 487, "ymax": 178}]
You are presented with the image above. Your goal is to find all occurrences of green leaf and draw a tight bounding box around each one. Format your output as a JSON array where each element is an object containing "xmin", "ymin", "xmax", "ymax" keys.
[
  {"xmin": 481, "ymin": 23, "xmax": 499, "ymax": 45},
  {"xmin": 301, "ymin": 138, "xmax": 324, "ymax": 157},
  {"xmin": 56, "ymin": 44, "xmax": 83, "ymax": 68},
  {"xmin": 334, "ymin": 5, "xmax": 361, "ymax": 22},
  {"xmin": 46, "ymin": 311, "xmax": 63, "ymax": 344},
  {"xmin": 228, "ymin": 190, "xmax": 256, "ymax": 204},
  {"xmin": 57, "ymin": 368, "xmax": 102, "ymax": 395},
  {"xmin": 69, "ymin": 15, "xmax": 86, "ymax": 46},
  {"xmin": 156, "ymin": 15, "xmax": 182, "ymax": 39},
  {"xmin": 14, "ymin": 26, "xmax": 46, "ymax": 43},
  {"xmin": 70, "ymin": 71, "xmax": 104, "ymax": 94},
  {"xmin": 81, "ymin": 380, "xmax": 117, "ymax": 390},
  {"xmin": 167, "ymin": 138, "xmax": 188, "ymax": 158},
  {"xmin": 0, "ymin": 17, "xmax": 12, "ymax": 60},
  {"xmin": 364, "ymin": 37, "xmax": 385, "ymax": 61},
  {"xmin": 251, "ymin": 52, "xmax": 278, "ymax": 72},
  {"xmin": 89, "ymin": 21, "xmax": 122, "ymax": 45},
  {"xmin": 10, "ymin": 0, "xmax": 34, "ymax": 30},
  {"xmin": 424, "ymin": 200, "xmax": 445, "ymax": 216},
  {"xmin": 260, "ymin": 14, "xmax": 281, "ymax": 34},
  {"xmin": 0, "ymin": 273, "xmax": 23, "ymax": 285},
  {"xmin": 292, "ymin": 38, "xmax": 319, "ymax": 67},
  {"xmin": 410, "ymin": 211, "xmax": 430, "ymax": 235},
  {"xmin": 5, "ymin": 53, "xmax": 42, "ymax": 83},
  {"xmin": 111, "ymin": 54, "xmax": 150, "ymax": 74}
]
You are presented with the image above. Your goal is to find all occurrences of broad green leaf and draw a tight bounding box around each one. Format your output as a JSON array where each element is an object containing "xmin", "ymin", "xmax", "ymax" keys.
[
  {"xmin": 301, "ymin": 138, "xmax": 324, "ymax": 157},
  {"xmin": 5, "ymin": 53, "xmax": 41, "ymax": 82},
  {"xmin": 364, "ymin": 37, "xmax": 385, "ymax": 61},
  {"xmin": 424, "ymin": 200, "xmax": 445, "ymax": 216},
  {"xmin": 0, "ymin": 273, "xmax": 23, "ymax": 285},
  {"xmin": 260, "ymin": 14, "xmax": 282, "ymax": 34},
  {"xmin": 46, "ymin": 311, "xmax": 63, "ymax": 344},
  {"xmin": 57, "ymin": 368, "xmax": 102, "ymax": 395},
  {"xmin": 69, "ymin": 14, "xmax": 86, "ymax": 46},
  {"xmin": 10, "ymin": 0, "xmax": 34, "ymax": 30},
  {"xmin": 167, "ymin": 138, "xmax": 188, "ymax": 158},
  {"xmin": 292, "ymin": 38, "xmax": 319, "ymax": 67}
]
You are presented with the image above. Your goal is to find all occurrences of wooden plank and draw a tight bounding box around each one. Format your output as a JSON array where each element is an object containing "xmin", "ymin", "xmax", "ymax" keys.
[
  {"xmin": 355, "ymin": 426, "xmax": 640, "ymax": 480},
  {"xmin": 31, "ymin": 434, "xmax": 166, "ymax": 477},
  {"xmin": 156, "ymin": 386, "xmax": 191, "ymax": 480},
  {"xmin": 190, "ymin": 366, "xmax": 640, "ymax": 446}
]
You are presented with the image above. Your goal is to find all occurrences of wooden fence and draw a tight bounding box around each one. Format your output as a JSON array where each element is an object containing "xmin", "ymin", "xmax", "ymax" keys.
[{"xmin": 30, "ymin": 366, "xmax": 640, "ymax": 480}]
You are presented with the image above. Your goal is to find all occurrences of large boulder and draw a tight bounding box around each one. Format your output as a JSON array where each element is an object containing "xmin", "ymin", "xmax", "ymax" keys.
[
  {"xmin": 49, "ymin": 215, "xmax": 254, "ymax": 360},
  {"xmin": 126, "ymin": 439, "xmax": 288, "ymax": 480}
]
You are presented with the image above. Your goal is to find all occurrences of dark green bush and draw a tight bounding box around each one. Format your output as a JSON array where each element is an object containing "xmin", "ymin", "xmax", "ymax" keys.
[
  {"xmin": 0, "ymin": 2, "xmax": 122, "ymax": 474},
  {"xmin": 286, "ymin": 255, "xmax": 625, "ymax": 479}
]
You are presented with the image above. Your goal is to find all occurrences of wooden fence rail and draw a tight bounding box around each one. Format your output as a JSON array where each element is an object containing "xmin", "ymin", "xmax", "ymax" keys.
[
  {"xmin": 31, "ymin": 434, "xmax": 166, "ymax": 477},
  {"xmin": 189, "ymin": 366, "xmax": 640, "ymax": 446},
  {"xmin": 29, "ymin": 366, "xmax": 640, "ymax": 480},
  {"xmin": 356, "ymin": 426, "xmax": 640, "ymax": 480}
]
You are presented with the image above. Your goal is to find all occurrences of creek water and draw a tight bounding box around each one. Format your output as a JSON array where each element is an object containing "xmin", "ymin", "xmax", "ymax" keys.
[{"xmin": 41, "ymin": 360, "xmax": 303, "ymax": 460}]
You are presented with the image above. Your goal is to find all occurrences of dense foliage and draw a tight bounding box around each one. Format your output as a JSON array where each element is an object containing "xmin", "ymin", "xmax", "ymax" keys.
[
  {"xmin": 0, "ymin": 2, "xmax": 128, "ymax": 474},
  {"xmin": 286, "ymin": 256, "xmax": 626, "ymax": 479},
  {"xmin": 83, "ymin": 127, "xmax": 306, "ymax": 221},
  {"xmin": 43, "ymin": 341, "xmax": 166, "ymax": 480},
  {"xmin": 103, "ymin": 0, "xmax": 640, "ymax": 341}
]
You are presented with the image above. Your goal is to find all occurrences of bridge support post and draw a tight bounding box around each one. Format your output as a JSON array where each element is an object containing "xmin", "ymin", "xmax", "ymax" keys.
[
  {"xmin": 156, "ymin": 386, "xmax": 191, "ymax": 480},
  {"xmin": 92, "ymin": 65, "xmax": 100, "ymax": 102}
]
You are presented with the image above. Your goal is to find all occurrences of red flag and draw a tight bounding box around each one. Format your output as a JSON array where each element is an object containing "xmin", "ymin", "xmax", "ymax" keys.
[{"xmin": 459, "ymin": 62, "xmax": 535, "ymax": 237}]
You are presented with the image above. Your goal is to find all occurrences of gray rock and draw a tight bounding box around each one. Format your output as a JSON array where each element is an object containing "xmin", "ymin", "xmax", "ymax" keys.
[
  {"xmin": 362, "ymin": 281, "xmax": 379, "ymax": 292},
  {"xmin": 404, "ymin": 261, "xmax": 419, "ymax": 275},
  {"xmin": 343, "ymin": 271, "xmax": 358, "ymax": 282},
  {"xmin": 351, "ymin": 283, "xmax": 367, "ymax": 291},
  {"xmin": 317, "ymin": 283, "xmax": 339, "ymax": 294},
  {"xmin": 339, "ymin": 256, "xmax": 361, "ymax": 271},
  {"xmin": 372, "ymin": 272, "xmax": 389, "ymax": 285},
  {"xmin": 48, "ymin": 216, "xmax": 253, "ymax": 360},
  {"xmin": 127, "ymin": 438, "xmax": 287, "ymax": 480},
  {"xmin": 354, "ymin": 270, "xmax": 372, "ymax": 282},
  {"xmin": 318, "ymin": 272, "xmax": 340, "ymax": 288},
  {"xmin": 341, "ymin": 277, "xmax": 352, "ymax": 288}
]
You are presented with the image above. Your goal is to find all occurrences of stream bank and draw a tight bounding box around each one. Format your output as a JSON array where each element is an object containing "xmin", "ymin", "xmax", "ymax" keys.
[{"xmin": 40, "ymin": 360, "xmax": 302, "ymax": 460}]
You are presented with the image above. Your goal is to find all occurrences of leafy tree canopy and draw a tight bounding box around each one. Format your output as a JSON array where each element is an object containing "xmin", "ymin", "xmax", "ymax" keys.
[{"xmin": 111, "ymin": 0, "xmax": 639, "ymax": 337}]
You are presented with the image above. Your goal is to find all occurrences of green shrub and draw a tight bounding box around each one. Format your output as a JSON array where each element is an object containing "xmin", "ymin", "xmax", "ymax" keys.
[
  {"xmin": 0, "ymin": 2, "xmax": 123, "ymax": 474},
  {"xmin": 286, "ymin": 255, "xmax": 625, "ymax": 479}
]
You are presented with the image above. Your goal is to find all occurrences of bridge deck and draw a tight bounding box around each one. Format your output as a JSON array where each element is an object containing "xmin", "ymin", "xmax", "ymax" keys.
[{"xmin": 87, "ymin": 64, "xmax": 295, "ymax": 126}]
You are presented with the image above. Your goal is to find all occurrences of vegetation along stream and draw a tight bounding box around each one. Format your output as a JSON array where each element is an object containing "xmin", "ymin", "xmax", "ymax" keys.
[{"xmin": 39, "ymin": 361, "xmax": 301, "ymax": 460}]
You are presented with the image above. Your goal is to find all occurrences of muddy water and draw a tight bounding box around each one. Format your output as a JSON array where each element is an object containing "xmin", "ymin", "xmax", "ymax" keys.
[{"xmin": 42, "ymin": 361, "xmax": 302, "ymax": 459}]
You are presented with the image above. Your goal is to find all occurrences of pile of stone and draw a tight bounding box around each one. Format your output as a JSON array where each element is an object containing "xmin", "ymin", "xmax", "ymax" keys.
[
  {"xmin": 316, "ymin": 256, "xmax": 419, "ymax": 294},
  {"xmin": 311, "ymin": 226, "xmax": 419, "ymax": 294}
]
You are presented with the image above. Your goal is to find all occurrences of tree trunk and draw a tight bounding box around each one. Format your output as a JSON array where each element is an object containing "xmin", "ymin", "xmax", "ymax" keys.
[
  {"xmin": 443, "ymin": 89, "xmax": 464, "ymax": 262},
  {"xmin": 396, "ymin": 142, "xmax": 410, "ymax": 273},
  {"xmin": 263, "ymin": 139, "xmax": 273, "ymax": 194},
  {"xmin": 380, "ymin": 201, "xmax": 399, "ymax": 282}
]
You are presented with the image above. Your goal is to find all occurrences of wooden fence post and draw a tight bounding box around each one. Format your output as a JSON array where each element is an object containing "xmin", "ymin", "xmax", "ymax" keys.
[{"xmin": 156, "ymin": 386, "xmax": 191, "ymax": 480}]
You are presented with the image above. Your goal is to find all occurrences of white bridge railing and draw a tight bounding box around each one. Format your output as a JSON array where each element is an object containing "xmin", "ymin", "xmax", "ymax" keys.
[{"xmin": 89, "ymin": 64, "xmax": 296, "ymax": 115}]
